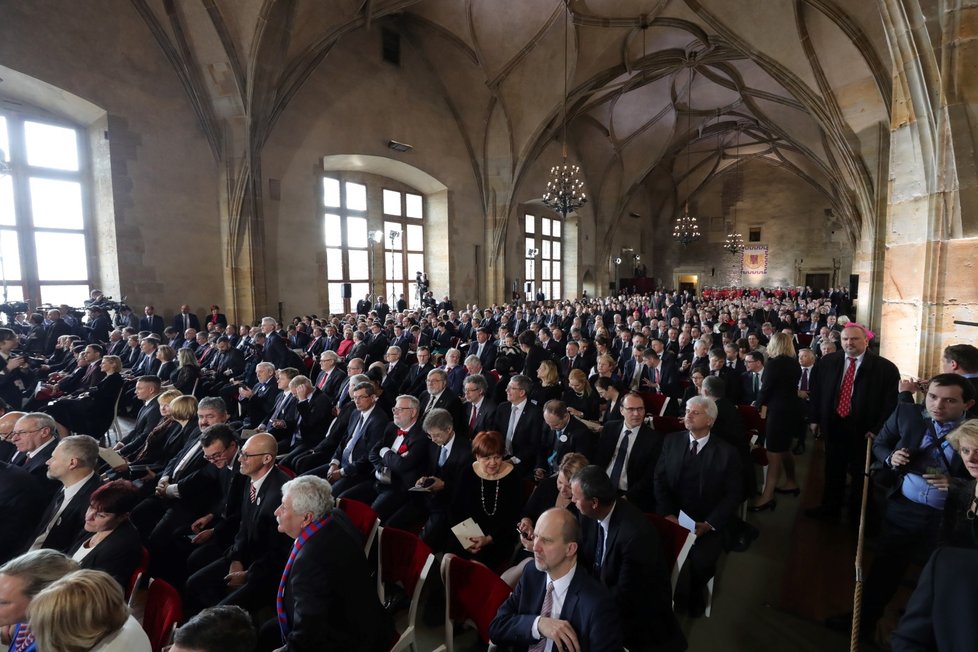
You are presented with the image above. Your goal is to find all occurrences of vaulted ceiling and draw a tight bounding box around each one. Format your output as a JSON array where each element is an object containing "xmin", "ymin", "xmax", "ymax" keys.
[{"xmin": 134, "ymin": 0, "xmax": 891, "ymax": 246}]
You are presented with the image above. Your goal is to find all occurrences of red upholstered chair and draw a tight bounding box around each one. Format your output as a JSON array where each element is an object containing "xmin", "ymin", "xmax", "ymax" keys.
[
  {"xmin": 638, "ymin": 391, "xmax": 671, "ymax": 416},
  {"xmin": 644, "ymin": 512, "xmax": 714, "ymax": 617},
  {"xmin": 796, "ymin": 332, "xmax": 813, "ymax": 347},
  {"xmin": 736, "ymin": 404, "xmax": 766, "ymax": 445},
  {"xmin": 126, "ymin": 546, "xmax": 150, "ymax": 609},
  {"xmin": 277, "ymin": 464, "xmax": 296, "ymax": 479},
  {"xmin": 142, "ymin": 578, "xmax": 183, "ymax": 652},
  {"xmin": 652, "ymin": 415, "xmax": 686, "ymax": 434},
  {"xmin": 338, "ymin": 497, "xmax": 380, "ymax": 555},
  {"xmin": 377, "ymin": 527, "xmax": 435, "ymax": 652},
  {"xmin": 432, "ymin": 553, "xmax": 513, "ymax": 652}
]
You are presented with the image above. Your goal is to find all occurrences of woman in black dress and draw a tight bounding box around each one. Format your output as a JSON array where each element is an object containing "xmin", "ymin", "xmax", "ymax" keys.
[
  {"xmin": 450, "ymin": 430, "xmax": 522, "ymax": 570},
  {"xmin": 169, "ymin": 348, "xmax": 200, "ymax": 396},
  {"xmin": 530, "ymin": 360, "xmax": 563, "ymax": 406},
  {"xmin": 752, "ymin": 332, "xmax": 803, "ymax": 511},
  {"xmin": 562, "ymin": 369, "xmax": 600, "ymax": 421}
]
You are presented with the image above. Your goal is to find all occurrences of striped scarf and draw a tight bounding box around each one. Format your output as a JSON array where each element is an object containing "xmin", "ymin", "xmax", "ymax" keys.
[{"xmin": 276, "ymin": 515, "xmax": 332, "ymax": 642}]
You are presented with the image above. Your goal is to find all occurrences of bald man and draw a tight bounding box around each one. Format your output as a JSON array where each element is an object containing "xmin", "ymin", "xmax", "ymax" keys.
[
  {"xmin": 0, "ymin": 410, "xmax": 27, "ymax": 463},
  {"xmin": 0, "ymin": 410, "xmax": 44, "ymax": 562},
  {"xmin": 185, "ymin": 432, "xmax": 292, "ymax": 616}
]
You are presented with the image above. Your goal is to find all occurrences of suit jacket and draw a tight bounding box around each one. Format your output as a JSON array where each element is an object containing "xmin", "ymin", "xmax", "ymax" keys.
[
  {"xmin": 471, "ymin": 340, "xmax": 498, "ymax": 372},
  {"xmin": 559, "ymin": 354, "xmax": 588, "ymax": 380},
  {"xmin": 139, "ymin": 314, "xmax": 165, "ymax": 337},
  {"xmin": 489, "ymin": 563, "xmax": 622, "ymax": 652},
  {"xmin": 172, "ymin": 312, "xmax": 201, "ymax": 332},
  {"xmin": 890, "ymin": 547, "xmax": 978, "ymax": 652},
  {"xmin": 226, "ymin": 466, "xmax": 292, "ymax": 587},
  {"xmin": 44, "ymin": 318, "xmax": 72, "ymax": 355},
  {"xmin": 382, "ymin": 362, "xmax": 409, "ymax": 396},
  {"xmin": 0, "ymin": 462, "xmax": 45, "ymax": 563},
  {"xmin": 540, "ymin": 416, "xmax": 597, "ymax": 472},
  {"xmin": 740, "ymin": 371, "xmax": 763, "ymax": 407},
  {"xmin": 331, "ymin": 408, "xmax": 390, "ymax": 481},
  {"xmin": 263, "ymin": 332, "xmax": 291, "ymax": 369},
  {"xmin": 464, "ymin": 399, "xmax": 496, "ymax": 435},
  {"xmin": 241, "ymin": 378, "xmax": 280, "ymax": 428},
  {"xmin": 282, "ymin": 510, "xmax": 393, "ymax": 651},
  {"xmin": 33, "ymin": 473, "xmax": 102, "ymax": 554},
  {"xmin": 424, "ymin": 434, "xmax": 472, "ymax": 511},
  {"xmin": 578, "ymin": 499, "xmax": 683, "ymax": 652},
  {"xmin": 400, "ymin": 362, "xmax": 433, "ymax": 399},
  {"xmin": 521, "ymin": 345, "xmax": 549, "ymax": 380},
  {"xmin": 419, "ymin": 390, "xmax": 467, "ymax": 437},
  {"xmin": 492, "ymin": 400, "xmax": 544, "ymax": 476},
  {"xmin": 313, "ymin": 368, "xmax": 347, "ymax": 404},
  {"xmin": 594, "ymin": 421, "xmax": 662, "ymax": 511},
  {"xmin": 654, "ymin": 432, "xmax": 742, "ymax": 531},
  {"xmin": 293, "ymin": 388, "xmax": 334, "ymax": 449},
  {"xmin": 70, "ymin": 520, "xmax": 143, "ymax": 589},
  {"xmin": 810, "ymin": 350, "xmax": 900, "ymax": 436},
  {"xmin": 11, "ymin": 438, "xmax": 61, "ymax": 503},
  {"xmin": 708, "ymin": 366, "xmax": 741, "ymax": 404},
  {"xmin": 369, "ymin": 420, "xmax": 428, "ymax": 491}
]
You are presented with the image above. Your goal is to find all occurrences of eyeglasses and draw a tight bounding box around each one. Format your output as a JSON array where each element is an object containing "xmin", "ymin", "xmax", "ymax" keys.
[
  {"xmin": 203, "ymin": 449, "xmax": 230, "ymax": 462},
  {"xmin": 239, "ymin": 451, "xmax": 274, "ymax": 459},
  {"xmin": 10, "ymin": 427, "xmax": 44, "ymax": 438},
  {"xmin": 392, "ymin": 406, "xmax": 416, "ymax": 412}
]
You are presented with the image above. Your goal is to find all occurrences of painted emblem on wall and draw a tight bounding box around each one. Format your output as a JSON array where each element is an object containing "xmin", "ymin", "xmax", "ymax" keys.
[{"xmin": 741, "ymin": 245, "xmax": 768, "ymax": 275}]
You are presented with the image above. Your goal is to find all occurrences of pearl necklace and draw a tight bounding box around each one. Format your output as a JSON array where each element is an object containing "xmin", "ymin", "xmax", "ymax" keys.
[{"xmin": 480, "ymin": 477, "xmax": 501, "ymax": 516}]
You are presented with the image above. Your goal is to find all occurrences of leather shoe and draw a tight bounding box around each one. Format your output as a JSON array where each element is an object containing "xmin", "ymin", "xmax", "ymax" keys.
[
  {"xmin": 805, "ymin": 505, "xmax": 841, "ymax": 522},
  {"xmin": 749, "ymin": 499, "xmax": 777, "ymax": 512}
]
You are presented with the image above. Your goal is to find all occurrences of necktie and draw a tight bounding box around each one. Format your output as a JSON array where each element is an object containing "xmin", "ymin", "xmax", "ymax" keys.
[
  {"xmin": 609, "ymin": 429, "xmax": 631, "ymax": 489},
  {"xmin": 690, "ymin": 439, "xmax": 699, "ymax": 455},
  {"xmin": 14, "ymin": 453, "xmax": 27, "ymax": 467},
  {"xmin": 528, "ymin": 582, "xmax": 555, "ymax": 652},
  {"xmin": 631, "ymin": 362, "xmax": 643, "ymax": 389},
  {"xmin": 317, "ymin": 371, "xmax": 328, "ymax": 390},
  {"xmin": 184, "ymin": 314, "xmax": 189, "ymax": 330},
  {"xmin": 801, "ymin": 367, "xmax": 809, "ymax": 391},
  {"xmin": 249, "ymin": 482, "xmax": 257, "ymax": 503},
  {"xmin": 836, "ymin": 356, "xmax": 857, "ymax": 417},
  {"xmin": 438, "ymin": 445, "xmax": 449, "ymax": 467},
  {"xmin": 753, "ymin": 372, "xmax": 760, "ymax": 395},
  {"xmin": 506, "ymin": 406, "xmax": 520, "ymax": 452},
  {"xmin": 425, "ymin": 394, "xmax": 437, "ymax": 414},
  {"xmin": 343, "ymin": 414, "xmax": 366, "ymax": 462},
  {"xmin": 469, "ymin": 403, "xmax": 478, "ymax": 432},
  {"xmin": 593, "ymin": 523, "xmax": 606, "ymax": 574}
]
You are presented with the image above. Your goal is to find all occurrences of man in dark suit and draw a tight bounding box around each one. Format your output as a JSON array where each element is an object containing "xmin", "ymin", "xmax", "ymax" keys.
[
  {"xmin": 654, "ymin": 397, "xmax": 742, "ymax": 618},
  {"xmin": 173, "ymin": 304, "xmax": 201, "ymax": 333},
  {"xmin": 830, "ymin": 375, "xmax": 975, "ymax": 639},
  {"xmin": 462, "ymin": 374, "xmax": 496, "ymax": 435},
  {"xmin": 234, "ymin": 362, "xmax": 280, "ymax": 429},
  {"xmin": 540, "ymin": 400, "xmax": 596, "ymax": 475},
  {"xmin": 27, "ymin": 433, "xmax": 102, "ymax": 554},
  {"xmin": 490, "ymin": 508, "xmax": 622, "ymax": 652},
  {"xmin": 400, "ymin": 346, "xmax": 433, "ymax": 399},
  {"xmin": 312, "ymin": 351, "xmax": 347, "ymax": 404},
  {"xmin": 518, "ymin": 330, "xmax": 549, "ymax": 381},
  {"xmin": 939, "ymin": 343, "xmax": 978, "ymax": 417},
  {"xmin": 43, "ymin": 309, "xmax": 73, "ymax": 356},
  {"xmin": 739, "ymin": 351, "xmax": 765, "ymax": 408},
  {"xmin": 382, "ymin": 346, "xmax": 409, "ymax": 397},
  {"xmin": 364, "ymin": 322, "xmax": 389, "ymax": 365},
  {"xmin": 139, "ymin": 305, "xmax": 165, "ymax": 337},
  {"xmin": 890, "ymin": 547, "xmax": 978, "ymax": 652},
  {"xmin": 593, "ymin": 392, "xmax": 662, "ymax": 512},
  {"xmin": 641, "ymin": 348, "xmax": 681, "ymax": 399},
  {"xmin": 471, "ymin": 328, "xmax": 497, "ymax": 372},
  {"xmin": 418, "ymin": 368, "xmax": 466, "ymax": 437},
  {"xmin": 708, "ymin": 351, "xmax": 741, "ymax": 404},
  {"xmin": 7, "ymin": 412, "xmax": 60, "ymax": 501},
  {"xmin": 257, "ymin": 368, "xmax": 301, "ymax": 446},
  {"xmin": 86, "ymin": 306, "xmax": 112, "ymax": 344},
  {"xmin": 0, "ymin": 461, "xmax": 44, "ymax": 562},
  {"xmin": 0, "ymin": 327, "xmax": 31, "ymax": 409},
  {"xmin": 282, "ymin": 375, "xmax": 334, "ymax": 458},
  {"xmin": 493, "ymin": 374, "xmax": 544, "ymax": 478},
  {"xmin": 356, "ymin": 293, "xmax": 372, "ymax": 316},
  {"xmin": 571, "ymin": 466, "xmax": 684, "ymax": 652},
  {"xmin": 185, "ymin": 433, "xmax": 292, "ymax": 616},
  {"xmin": 323, "ymin": 381, "xmax": 390, "ymax": 495},
  {"xmin": 559, "ymin": 340, "xmax": 588, "ymax": 381},
  {"xmin": 116, "ymin": 376, "xmax": 163, "ymax": 454},
  {"xmin": 261, "ymin": 317, "xmax": 290, "ymax": 370},
  {"xmin": 267, "ymin": 475, "xmax": 393, "ymax": 651},
  {"xmin": 807, "ymin": 324, "xmax": 900, "ymax": 521}
]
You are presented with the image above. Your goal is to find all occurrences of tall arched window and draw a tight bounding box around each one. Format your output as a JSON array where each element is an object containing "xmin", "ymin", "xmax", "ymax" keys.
[
  {"xmin": 0, "ymin": 111, "xmax": 91, "ymax": 307},
  {"xmin": 524, "ymin": 212, "xmax": 561, "ymax": 301},
  {"xmin": 321, "ymin": 174, "xmax": 425, "ymax": 314}
]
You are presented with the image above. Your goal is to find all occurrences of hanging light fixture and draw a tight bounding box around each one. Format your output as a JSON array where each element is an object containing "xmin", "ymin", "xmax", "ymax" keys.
[
  {"xmin": 542, "ymin": 2, "xmax": 587, "ymax": 218},
  {"xmin": 672, "ymin": 61, "xmax": 702, "ymax": 247},
  {"xmin": 724, "ymin": 125, "xmax": 744, "ymax": 255}
]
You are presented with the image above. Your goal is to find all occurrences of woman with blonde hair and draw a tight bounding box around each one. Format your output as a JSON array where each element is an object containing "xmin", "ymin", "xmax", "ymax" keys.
[
  {"xmin": 562, "ymin": 368, "xmax": 600, "ymax": 420},
  {"xmin": 28, "ymin": 569, "xmax": 149, "ymax": 652},
  {"xmin": 752, "ymin": 331, "xmax": 803, "ymax": 511},
  {"xmin": 530, "ymin": 359, "xmax": 563, "ymax": 406},
  {"xmin": 942, "ymin": 419, "xmax": 978, "ymax": 548},
  {"xmin": 170, "ymin": 347, "xmax": 200, "ymax": 396}
]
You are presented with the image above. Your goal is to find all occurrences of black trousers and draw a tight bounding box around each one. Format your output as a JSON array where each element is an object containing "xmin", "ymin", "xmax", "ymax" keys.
[
  {"xmin": 861, "ymin": 494, "xmax": 942, "ymax": 627},
  {"xmin": 673, "ymin": 530, "xmax": 723, "ymax": 614},
  {"xmin": 822, "ymin": 414, "xmax": 872, "ymax": 514}
]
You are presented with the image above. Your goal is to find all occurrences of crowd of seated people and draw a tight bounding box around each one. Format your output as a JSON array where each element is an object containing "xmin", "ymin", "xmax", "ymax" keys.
[{"xmin": 1, "ymin": 285, "xmax": 977, "ymax": 651}]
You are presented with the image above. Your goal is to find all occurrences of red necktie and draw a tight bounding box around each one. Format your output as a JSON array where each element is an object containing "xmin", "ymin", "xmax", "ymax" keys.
[
  {"xmin": 470, "ymin": 404, "xmax": 478, "ymax": 431},
  {"xmin": 836, "ymin": 357, "xmax": 857, "ymax": 417},
  {"xmin": 249, "ymin": 482, "xmax": 257, "ymax": 503},
  {"xmin": 317, "ymin": 371, "xmax": 328, "ymax": 390},
  {"xmin": 14, "ymin": 625, "xmax": 34, "ymax": 652}
]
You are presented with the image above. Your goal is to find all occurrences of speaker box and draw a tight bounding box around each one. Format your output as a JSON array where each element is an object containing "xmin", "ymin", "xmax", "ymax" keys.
[{"xmin": 341, "ymin": 283, "xmax": 352, "ymax": 299}]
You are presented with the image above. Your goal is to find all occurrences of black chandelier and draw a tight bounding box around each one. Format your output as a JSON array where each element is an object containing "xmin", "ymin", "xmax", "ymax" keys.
[
  {"xmin": 724, "ymin": 125, "xmax": 745, "ymax": 254},
  {"xmin": 673, "ymin": 209, "xmax": 701, "ymax": 247},
  {"xmin": 542, "ymin": 1, "xmax": 587, "ymax": 218}
]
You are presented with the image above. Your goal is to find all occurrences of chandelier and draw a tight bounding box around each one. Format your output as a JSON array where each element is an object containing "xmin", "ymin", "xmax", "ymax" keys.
[
  {"xmin": 672, "ymin": 62, "xmax": 702, "ymax": 247},
  {"xmin": 724, "ymin": 231, "xmax": 744, "ymax": 254},
  {"xmin": 541, "ymin": 1, "xmax": 587, "ymax": 219},
  {"xmin": 673, "ymin": 207, "xmax": 701, "ymax": 246}
]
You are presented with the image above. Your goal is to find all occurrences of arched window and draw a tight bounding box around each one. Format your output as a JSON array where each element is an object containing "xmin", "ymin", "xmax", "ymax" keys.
[
  {"xmin": 524, "ymin": 212, "xmax": 561, "ymax": 301},
  {"xmin": 0, "ymin": 111, "xmax": 91, "ymax": 307},
  {"xmin": 321, "ymin": 174, "xmax": 425, "ymax": 314}
]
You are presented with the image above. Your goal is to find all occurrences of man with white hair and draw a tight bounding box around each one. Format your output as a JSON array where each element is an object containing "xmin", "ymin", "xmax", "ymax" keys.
[
  {"xmin": 264, "ymin": 475, "xmax": 392, "ymax": 651},
  {"xmin": 654, "ymin": 396, "xmax": 742, "ymax": 618},
  {"xmin": 261, "ymin": 317, "xmax": 289, "ymax": 369}
]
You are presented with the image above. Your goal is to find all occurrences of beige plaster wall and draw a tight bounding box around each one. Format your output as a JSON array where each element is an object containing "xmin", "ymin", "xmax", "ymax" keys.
[{"xmin": 0, "ymin": 1, "xmax": 221, "ymax": 320}]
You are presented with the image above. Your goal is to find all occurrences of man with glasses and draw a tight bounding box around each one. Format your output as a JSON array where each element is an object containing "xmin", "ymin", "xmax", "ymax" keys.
[
  {"xmin": 593, "ymin": 392, "xmax": 661, "ymax": 512},
  {"xmin": 419, "ymin": 368, "xmax": 465, "ymax": 437},
  {"xmin": 654, "ymin": 397, "xmax": 742, "ymax": 617},
  {"xmin": 7, "ymin": 412, "xmax": 60, "ymax": 501},
  {"xmin": 324, "ymin": 382, "xmax": 390, "ymax": 495},
  {"xmin": 312, "ymin": 351, "xmax": 345, "ymax": 404},
  {"xmin": 492, "ymin": 374, "xmax": 544, "ymax": 478},
  {"xmin": 185, "ymin": 432, "xmax": 291, "ymax": 616},
  {"xmin": 234, "ymin": 361, "xmax": 279, "ymax": 429},
  {"xmin": 400, "ymin": 346, "xmax": 433, "ymax": 399}
]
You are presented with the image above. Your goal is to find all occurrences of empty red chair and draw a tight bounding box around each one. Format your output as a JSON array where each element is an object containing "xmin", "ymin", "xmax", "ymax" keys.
[
  {"xmin": 638, "ymin": 391, "xmax": 671, "ymax": 416},
  {"xmin": 126, "ymin": 546, "xmax": 150, "ymax": 608},
  {"xmin": 338, "ymin": 497, "xmax": 380, "ymax": 554},
  {"xmin": 652, "ymin": 415, "xmax": 686, "ymax": 434},
  {"xmin": 432, "ymin": 553, "xmax": 513, "ymax": 652},
  {"xmin": 142, "ymin": 577, "xmax": 182, "ymax": 652},
  {"xmin": 377, "ymin": 527, "xmax": 435, "ymax": 652}
]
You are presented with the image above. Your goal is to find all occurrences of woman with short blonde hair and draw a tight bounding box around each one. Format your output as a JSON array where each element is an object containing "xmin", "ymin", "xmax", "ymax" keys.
[{"xmin": 28, "ymin": 569, "xmax": 150, "ymax": 652}]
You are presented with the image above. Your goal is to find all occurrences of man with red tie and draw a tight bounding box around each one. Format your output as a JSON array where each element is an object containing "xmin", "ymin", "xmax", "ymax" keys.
[{"xmin": 806, "ymin": 324, "xmax": 900, "ymax": 522}]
